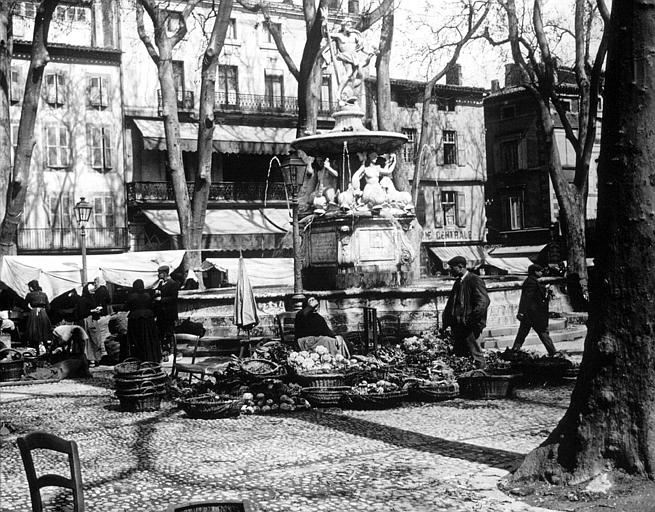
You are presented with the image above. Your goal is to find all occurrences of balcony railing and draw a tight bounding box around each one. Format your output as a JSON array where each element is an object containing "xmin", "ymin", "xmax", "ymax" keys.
[
  {"xmin": 213, "ymin": 91, "xmax": 336, "ymax": 116},
  {"xmin": 18, "ymin": 228, "xmax": 128, "ymax": 252},
  {"xmin": 127, "ymin": 181, "xmax": 289, "ymax": 203},
  {"xmin": 157, "ymin": 90, "xmax": 195, "ymax": 113}
]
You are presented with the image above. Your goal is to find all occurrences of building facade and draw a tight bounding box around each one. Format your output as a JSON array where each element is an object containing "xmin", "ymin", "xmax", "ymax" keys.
[
  {"xmin": 366, "ymin": 66, "xmax": 488, "ymax": 276},
  {"xmin": 483, "ymin": 65, "xmax": 600, "ymax": 266}
]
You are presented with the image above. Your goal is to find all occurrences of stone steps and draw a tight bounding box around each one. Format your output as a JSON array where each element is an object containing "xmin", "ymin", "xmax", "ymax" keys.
[
  {"xmin": 482, "ymin": 325, "xmax": 587, "ymax": 350},
  {"xmin": 483, "ymin": 318, "xmax": 567, "ymax": 339}
]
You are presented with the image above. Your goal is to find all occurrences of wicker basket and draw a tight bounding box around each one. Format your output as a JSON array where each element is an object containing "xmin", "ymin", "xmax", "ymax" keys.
[
  {"xmin": 114, "ymin": 359, "xmax": 162, "ymax": 376},
  {"xmin": 0, "ymin": 348, "xmax": 24, "ymax": 382},
  {"xmin": 340, "ymin": 389, "xmax": 408, "ymax": 410},
  {"xmin": 410, "ymin": 382, "xmax": 459, "ymax": 402},
  {"xmin": 294, "ymin": 371, "xmax": 346, "ymax": 388},
  {"xmin": 115, "ymin": 380, "xmax": 167, "ymax": 396},
  {"xmin": 114, "ymin": 372, "xmax": 168, "ymax": 388},
  {"xmin": 302, "ymin": 386, "xmax": 350, "ymax": 407},
  {"xmin": 177, "ymin": 395, "xmax": 242, "ymax": 419},
  {"xmin": 458, "ymin": 374, "xmax": 515, "ymax": 399},
  {"xmin": 240, "ymin": 359, "xmax": 285, "ymax": 382},
  {"xmin": 118, "ymin": 393, "xmax": 163, "ymax": 412}
]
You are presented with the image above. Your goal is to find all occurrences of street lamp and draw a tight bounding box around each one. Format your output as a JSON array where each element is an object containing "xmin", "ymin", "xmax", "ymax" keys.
[
  {"xmin": 280, "ymin": 151, "xmax": 308, "ymax": 310},
  {"xmin": 74, "ymin": 197, "xmax": 93, "ymax": 284}
]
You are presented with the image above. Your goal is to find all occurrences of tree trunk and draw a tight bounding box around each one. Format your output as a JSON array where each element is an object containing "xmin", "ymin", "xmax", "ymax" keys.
[
  {"xmin": 190, "ymin": 0, "xmax": 235, "ymax": 290},
  {"xmin": 0, "ymin": 4, "xmax": 11, "ymax": 220},
  {"xmin": 0, "ymin": 0, "xmax": 58, "ymax": 256},
  {"xmin": 510, "ymin": 0, "xmax": 655, "ymax": 485}
]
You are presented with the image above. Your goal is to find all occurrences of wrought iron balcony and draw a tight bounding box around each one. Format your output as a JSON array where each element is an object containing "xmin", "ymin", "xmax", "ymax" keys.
[
  {"xmin": 17, "ymin": 227, "xmax": 128, "ymax": 252},
  {"xmin": 157, "ymin": 90, "xmax": 195, "ymax": 113},
  {"xmin": 127, "ymin": 181, "xmax": 289, "ymax": 203},
  {"xmin": 213, "ymin": 91, "xmax": 336, "ymax": 116}
]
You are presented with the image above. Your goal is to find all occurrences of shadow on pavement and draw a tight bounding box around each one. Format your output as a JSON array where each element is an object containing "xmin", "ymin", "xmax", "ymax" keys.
[{"xmin": 296, "ymin": 409, "xmax": 523, "ymax": 470}]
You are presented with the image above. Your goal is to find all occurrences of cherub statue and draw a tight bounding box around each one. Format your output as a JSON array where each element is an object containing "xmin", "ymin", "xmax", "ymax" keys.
[{"xmin": 307, "ymin": 157, "xmax": 339, "ymax": 214}]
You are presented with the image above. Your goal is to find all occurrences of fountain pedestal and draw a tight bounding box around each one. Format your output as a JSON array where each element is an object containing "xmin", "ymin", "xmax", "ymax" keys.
[{"xmin": 302, "ymin": 213, "xmax": 418, "ymax": 290}]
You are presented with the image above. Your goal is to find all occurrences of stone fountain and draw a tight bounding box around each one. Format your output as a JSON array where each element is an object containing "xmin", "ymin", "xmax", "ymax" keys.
[{"xmin": 291, "ymin": 21, "xmax": 421, "ymax": 290}]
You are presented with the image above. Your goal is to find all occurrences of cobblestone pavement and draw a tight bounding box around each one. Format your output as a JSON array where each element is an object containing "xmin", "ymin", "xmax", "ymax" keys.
[{"xmin": 0, "ymin": 367, "xmax": 575, "ymax": 512}]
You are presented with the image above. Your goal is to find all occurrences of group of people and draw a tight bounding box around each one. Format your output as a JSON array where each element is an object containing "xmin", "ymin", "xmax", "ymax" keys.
[{"xmin": 21, "ymin": 265, "xmax": 179, "ymax": 367}]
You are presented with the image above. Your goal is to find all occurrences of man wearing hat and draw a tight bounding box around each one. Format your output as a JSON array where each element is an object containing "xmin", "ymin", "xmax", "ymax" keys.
[
  {"xmin": 511, "ymin": 264, "xmax": 556, "ymax": 356},
  {"xmin": 442, "ymin": 255, "xmax": 490, "ymax": 368},
  {"xmin": 154, "ymin": 265, "xmax": 180, "ymax": 360}
]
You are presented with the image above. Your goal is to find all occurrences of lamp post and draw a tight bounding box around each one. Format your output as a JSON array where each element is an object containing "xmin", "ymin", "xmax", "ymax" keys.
[
  {"xmin": 280, "ymin": 151, "xmax": 308, "ymax": 310},
  {"xmin": 74, "ymin": 197, "xmax": 93, "ymax": 284}
]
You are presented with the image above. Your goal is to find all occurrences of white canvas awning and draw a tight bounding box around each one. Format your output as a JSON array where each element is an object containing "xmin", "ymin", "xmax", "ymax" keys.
[
  {"xmin": 133, "ymin": 119, "xmax": 296, "ymax": 154},
  {"xmin": 142, "ymin": 208, "xmax": 290, "ymax": 236},
  {"xmin": 203, "ymin": 258, "xmax": 293, "ymax": 288},
  {"xmin": 0, "ymin": 251, "xmax": 185, "ymax": 299},
  {"xmin": 488, "ymin": 244, "xmax": 547, "ymax": 257},
  {"xmin": 484, "ymin": 256, "xmax": 534, "ymax": 274},
  {"xmin": 428, "ymin": 245, "xmax": 486, "ymax": 268}
]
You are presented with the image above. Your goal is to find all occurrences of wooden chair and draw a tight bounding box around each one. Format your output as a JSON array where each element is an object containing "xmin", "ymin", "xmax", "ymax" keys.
[
  {"xmin": 17, "ymin": 431, "xmax": 85, "ymax": 512},
  {"xmin": 275, "ymin": 312, "xmax": 296, "ymax": 346},
  {"xmin": 171, "ymin": 333, "xmax": 207, "ymax": 383},
  {"xmin": 167, "ymin": 499, "xmax": 254, "ymax": 512},
  {"xmin": 378, "ymin": 314, "xmax": 401, "ymax": 345}
]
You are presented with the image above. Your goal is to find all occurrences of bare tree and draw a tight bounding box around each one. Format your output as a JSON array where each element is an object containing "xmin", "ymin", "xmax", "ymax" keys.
[
  {"xmin": 486, "ymin": 0, "xmax": 608, "ymax": 303},
  {"xmin": 410, "ymin": 0, "xmax": 491, "ymax": 205},
  {"xmin": 135, "ymin": 0, "xmax": 234, "ymax": 283},
  {"xmin": 0, "ymin": 0, "xmax": 59, "ymax": 256},
  {"xmin": 508, "ymin": 0, "xmax": 655, "ymax": 486}
]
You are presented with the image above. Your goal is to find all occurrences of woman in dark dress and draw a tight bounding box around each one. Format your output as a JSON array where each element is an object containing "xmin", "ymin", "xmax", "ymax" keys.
[
  {"xmin": 24, "ymin": 280, "xmax": 52, "ymax": 350},
  {"xmin": 125, "ymin": 279, "xmax": 161, "ymax": 362}
]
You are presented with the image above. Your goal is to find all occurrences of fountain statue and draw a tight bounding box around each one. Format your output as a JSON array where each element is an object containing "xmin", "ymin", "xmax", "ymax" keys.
[{"xmin": 290, "ymin": 14, "xmax": 421, "ymax": 290}]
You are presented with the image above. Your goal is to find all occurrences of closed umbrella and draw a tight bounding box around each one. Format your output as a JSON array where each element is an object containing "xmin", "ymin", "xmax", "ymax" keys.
[{"xmin": 234, "ymin": 256, "xmax": 259, "ymax": 357}]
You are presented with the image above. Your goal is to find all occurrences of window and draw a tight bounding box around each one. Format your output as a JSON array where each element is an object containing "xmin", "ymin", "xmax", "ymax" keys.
[
  {"xmin": 10, "ymin": 67, "xmax": 22, "ymax": 104},
  {"xmin": 265, "ymin": 72, "xmax": 283, "ymax": 108},
  {"xmin": 228, "ymin": 18, "xmax": 238, "ymax": 39},
  {"xmin": 94, "ymin": 196, "xmax": 115, "ymax": 229},
  {"xmin": 504, "ymin": 195, "xmax": 524, "ymax": 230},
  {"xmin": 172, "ymin": 61, "xmax": 185, "ymax": 98},
  {"xmin": 14, "ymin": 2, "xmax": 37, "ymax": 18},
  {"xmin": 165, "ymin": 11, "xmax": 182, "ymax": 33},
  {"xmin": 441, "ymin": 191, "xmax": 458, "ymax": 226},
  {"xmin": 44, "ymin": 73, "xmax": 66, "ymax": 106},
  {"xmin": 560, "ymin": 100, "xmax": 571, "ymax": 112},
  {"xmin": 87, "ymin": 76, "xmax": 110, "ymax": 109},
  {"xmin": 435, "ymin": 97, "xmax": 456, "ymax": 111},
  {"xmin": 401, "ymin": 128, "xmax": 416, "ymax": 162},
  {"xmin": 86, "ymin": 125, "xmax": 112, "ymax": 171},
  {"xmin": 217, "ymin": 65, "xmax": 238, "ymax": 105},
  {"xmin": 44, "ymin": 125, "xmax": 70, "ymax": 168},
  {"xmin": 500, "ymin": 105, "xmax": 516, "ymax": 119},
  {"xmin": 442, "ymin": 130, "xmax": 457, "ymax": 165},
  {"xmin": 500, "ymin": 139, "xmax": 519, "ymax": 172},
  {"xmin": 49, "ymin": 194, "xmax": 73, "ymax": 229},
  {"xmin": 56, "ymin": 6, "xmax": 66, "ymax": 21},
  {"xmin": 266, "ymin": 22, "xmax": 281, "ymax": 43},
  {"xmin": 320, "ymin": 75, "xmax": 332, "ymax": 112}
]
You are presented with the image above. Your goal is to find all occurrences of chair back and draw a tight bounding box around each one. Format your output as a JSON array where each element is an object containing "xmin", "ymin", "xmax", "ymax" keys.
[
  {"xmin": 173, "ymin": 333, "xmax": 202, "ymax": 364},
  {"xmin": 378, "ymin": 314, "xmax": 401, "ymax": 345},
  {"xmin": 275, "ymin": 312, "xmax": 296, "ymax": 345},
  {"xmin": 17, "ymin": 431, "xmax": 85, "ymax": 512}
]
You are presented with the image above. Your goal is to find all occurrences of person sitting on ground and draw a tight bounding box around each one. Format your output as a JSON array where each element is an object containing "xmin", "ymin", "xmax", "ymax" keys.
[
  {"xmin": 51, "ymin": 324, "xmax": 89, "ymax": 363},
  {"xmin": 295, "ymin": 296, "xmax": 350, "ymax": 358}
]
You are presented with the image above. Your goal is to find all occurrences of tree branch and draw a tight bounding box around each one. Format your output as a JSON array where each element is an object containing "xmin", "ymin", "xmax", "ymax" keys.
[
  {"xmin": 171, "ymin": 0, "xmax": 202, "ymax": 47},
  {"xmin": 357, "ymin": 0, "xmax": 395, "ymax": 32},
  {"xmin": 136, "ymin": 1, "xmax": 159, "ymax": 64}
]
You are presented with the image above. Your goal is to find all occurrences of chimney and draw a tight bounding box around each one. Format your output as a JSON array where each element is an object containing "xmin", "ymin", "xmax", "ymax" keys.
[
  {"xmin": 504, "ymin": 63, "xmax": 528, "ymax": 87},
  {"xmin": 348, "ymin": 0, "xmax": 360, "ymax": 14},
  {"xmin": 446, "ymin": 64, "xmax": 462, "ymax": 86},
  {"xmin": 491, "ymin": 79, "xmax": 500, "ymax": 92}
]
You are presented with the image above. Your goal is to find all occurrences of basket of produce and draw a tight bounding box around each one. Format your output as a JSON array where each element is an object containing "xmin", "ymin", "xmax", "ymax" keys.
[
  {"xmin": 0, "ymin": 348, "xmax": 24, "ymax": 382},
  {"xmin": 287, "ymin": 347, "xmax": 351, "ymax": 387},
  {"xmin": 118, "ymin": 392, "xmax": 163, "ymax": 412},
  {"xmin": 341, "ymin": 380, "xmax": 408, "ymax": 410},
  {"xmin": 458, "ymin": 370, "xmax": 516, "ymax": 399},
  {"xmin": 302, "ymin": 386, "xmax": 351, "ymax": 408},
  {"xmin": 239, "ymin": 388, "xmax": 311, "ymax": 415},
  {"xmin": 177, "ymin": 394, "xmax": 242, "ymax": 419},
  {"xmin": 294, "ymin": 370, "xmax": 347, "ymax": 388},
  {"xmin": 412, "ymin": 382, "xmax": 459, "ymax": 402},
  {"xmin": 115, "ymin": 379, "xmax": 168, "ymax": 396},
  {"xmin": 239, "ymin": 358, "xmax": 286, "ymax": 382},
  {"xmin": 22, "ymin": 352, "xmax": 50, "ymax": 372}
]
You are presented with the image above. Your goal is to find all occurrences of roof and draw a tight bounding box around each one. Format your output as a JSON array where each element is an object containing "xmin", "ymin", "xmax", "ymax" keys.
[{"xmin": 366, "ymin": 77, "xmax": 486, "ymax": 97}]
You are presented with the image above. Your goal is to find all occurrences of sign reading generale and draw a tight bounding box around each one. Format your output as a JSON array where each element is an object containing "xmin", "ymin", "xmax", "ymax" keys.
[{"xmin": 423, "ymin": 228, "xmax": 473, "ymax": 241}]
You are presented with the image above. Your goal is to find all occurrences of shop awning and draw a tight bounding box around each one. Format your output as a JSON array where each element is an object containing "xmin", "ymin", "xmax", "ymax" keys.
[
  {"xmin": 142, "ymin": 209, "xmax": 292, "ymax": 252},
  {"xmin": 484, "ymin": 256, "xmax": 534, "ymax": 274},
  {"xmin": 202, "ymin": 258, "xmax": 293, "ymax": 288},
  {"xmin": 133, "ymin": 119, "xmax": 296, "ymax": 154},
  {"xmin": 428, "ymin": 245, "xmax": 486, "ymax": 268},
  {"xmin": 488, "ymin": 244, "xmax": 547, "ymax": 257}
]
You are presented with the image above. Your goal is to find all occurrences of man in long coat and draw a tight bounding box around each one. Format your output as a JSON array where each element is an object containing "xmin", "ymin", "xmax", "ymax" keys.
[
  {"xmin": 154, "ymin": 265, "xmax": 180, "ymax": 359},
  {"xmin": 442, "ymin": 255, "xmax": 490, "ymax": 368},
  {"xmin": 511, "ymin": 264, "xmax": 556, "ymax": 356}
]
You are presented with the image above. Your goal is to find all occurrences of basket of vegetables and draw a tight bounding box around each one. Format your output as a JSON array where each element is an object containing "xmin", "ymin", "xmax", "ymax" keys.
[
  {"xmin": 340, "ymin": 380, "xmax": 408, "ymax": 410},
  {"xmin": 177, "ymin": 393, "xmax": 242, "ymax": 419},
  {"xmin": 287, "ymin": 347, "xmax": 351, "ymax": 388},
  {"xmin": 302, "ymin": 386, "xmax": 351, "ymax": 408},
  {"xmin": 239, "ymin": 358, "xmax": 286, "ymax": 382},
  {"xmin": 458, "ymin": 370, "xmax": 516, "ymax": 399},
  {"xmin": 0, "ymin": 348, "xmax": 24, "ymax": 382}
]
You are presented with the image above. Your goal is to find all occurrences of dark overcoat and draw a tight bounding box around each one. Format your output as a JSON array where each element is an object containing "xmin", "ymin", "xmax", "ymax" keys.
[
  {"xmin": 442, "ymin": 272, "xmax": 490, "ymax": 337},
  {"xmin": 517, "ymin": 275, "xmax": 550, "ymax": 331}
]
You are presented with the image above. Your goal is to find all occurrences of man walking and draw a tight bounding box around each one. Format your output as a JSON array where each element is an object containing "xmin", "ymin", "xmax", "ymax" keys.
[
  {"xmin": 154, "ymin": 265, "xmax": 179, "ymax": 360},
  {"xmin": 442, "ymin": 256, "xmax": 490, "ymax": 369},
  {"xmin": 511, "ymin": 264, "xmax": 557, "ymax": 356}
]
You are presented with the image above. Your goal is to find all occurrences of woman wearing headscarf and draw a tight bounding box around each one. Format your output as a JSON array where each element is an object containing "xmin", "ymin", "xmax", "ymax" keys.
[
  {"xmin": 24, "ymin": 280, "xmax": 52, "ymax": 350},
  {"xmin": 75, "ymin": 282, "xmax": 104, "ymax": 366},
  {"xmin": 125, "ymin": 279, "xmax": 161, "ymax": 363}
]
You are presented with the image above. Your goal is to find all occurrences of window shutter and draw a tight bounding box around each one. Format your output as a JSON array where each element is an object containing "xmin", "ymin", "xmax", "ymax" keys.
[
  {"xmin": 433, "ymin": 189, "xmax": 443, "ymax": 228},
  {"xmin": 424, "ymin": 187, "xmax": 435, "ymax": 229},
  {"xmin": 88, "ymin": 76, "xmax": 100, "ymax": 107},
  {"xmin": 103, "ymin": 127, "xmax": 112, "ymax": 169},
  {"xmin": 101, "ymin": 77, "xmax": 110, "ymax": 107},
  {"xmin": 45, "ymin": 75, "xmax": 57, "ymax": 105},
  {"xmin": 436, "ymin": 133, "xmax": 444, "ymax": 166},
  {"xmin": 456, "ymin": 192, "xmax": 467, "ymax": 228},
  {"xmin": 10, "ymin": 67, "xmax": 22, "ymax": 103},
  {"xmin": 57, "ymin": 74, "xmax": 67, "ymax": 105},
  {"xmin": 457, "ymin": 132, "xmax": 466, "ymax": 166},
  {"xmin": 518, "ymin": 137, "xmax": 528, "ymax": 169},
  {"xmin": 86, "ymin": 124, "xmax": 93, "ymax": 165},
  {"xmin": 415, "ymin": 189, "xmax": 426, "ymax": 226},
  {"xmin": 60, "ymin": 127, "xmax": 69, "ymax": 166}
]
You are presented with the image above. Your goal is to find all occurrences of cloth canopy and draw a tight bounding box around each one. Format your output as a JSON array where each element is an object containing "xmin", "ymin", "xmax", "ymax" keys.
[
  {"xmin": 0, "ymin": 250, "xmax": 185, "ymax": 300},
  {"xmin": 233, "ymin": 257, "xmax": 260, "ymax": 331},
  {"xmin": 488, "ymin": 244, "xmax": 547, "ymax": 257},
  {"xmin": 428, "ymin": 245, "xmax": 486, "ymax": 268},
  {"xmin": 133, "ymin": 119, "xmax": 296, "ymax": 155},
  {"xmin": 484, "ymin": 256, "xmax": 534, "ymax": 274},
  {"xmin": 203, "ymin": 258, "xmax": 293, "ymax": 288},
  {"xmin": 142, "ymin": 209, "xmax": 290, "ymax": 235}
]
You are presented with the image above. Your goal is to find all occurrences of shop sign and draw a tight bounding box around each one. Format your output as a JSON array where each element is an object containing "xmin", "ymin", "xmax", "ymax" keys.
[{"xmin": 422, "ymin": 228, "xmax": 473, "ymax": 242}]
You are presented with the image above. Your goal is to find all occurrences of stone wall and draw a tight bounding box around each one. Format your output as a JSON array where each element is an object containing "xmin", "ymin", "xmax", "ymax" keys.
[{"xmin": 178, "ymin": 277, "xmax": 572, "ymax": 339}]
